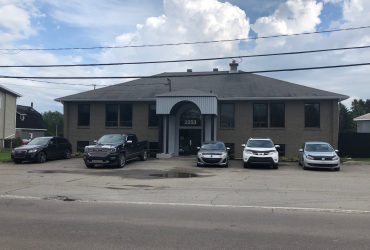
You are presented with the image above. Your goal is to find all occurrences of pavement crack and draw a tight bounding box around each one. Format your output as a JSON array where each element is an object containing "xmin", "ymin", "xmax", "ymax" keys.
[{"xmin": 3, "ymin": 186, "xmax": 32, "ymax": 194}]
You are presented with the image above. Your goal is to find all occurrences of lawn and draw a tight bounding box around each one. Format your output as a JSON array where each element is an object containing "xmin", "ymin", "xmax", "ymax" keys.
[{"xmin": 0, "ymin": 150, "xmax": 11, "ymax": 162}]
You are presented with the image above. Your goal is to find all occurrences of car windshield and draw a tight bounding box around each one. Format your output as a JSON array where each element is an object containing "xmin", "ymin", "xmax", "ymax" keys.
[
  {"xmin": 97, "ymin": 134, "xmax": 126, "ymax": 144},
  {"xmin": 201, "ymin": 142, "xmax": 225, "ymax": 150},
  {"xmin": 247, "ymin": 139, "xmax": 274, "ymax": 148},
  {"xmin": 305, "ymin": 143, "xmax": 333, "ymax": 152},
  {"xmin": 28, "ymin": 137, "xmax": 51, "ymax": 145}
]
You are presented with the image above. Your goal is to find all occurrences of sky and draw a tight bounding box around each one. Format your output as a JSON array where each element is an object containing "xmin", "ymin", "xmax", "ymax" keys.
[{"xmin": 0, "ymin": 0, "xmax": 369, "ymax": 113}]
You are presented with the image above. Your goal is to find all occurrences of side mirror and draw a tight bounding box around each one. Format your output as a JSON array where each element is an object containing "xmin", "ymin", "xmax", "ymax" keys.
[
  {"xmin": 335, "ymin": 149, "xmax": 339, "ymax": 153},
  {"xmin": 299, "ymin": 149, "xmax": 303, "ymax": 152},
  {"xmin": 127, "ymin": 140, "xmax": 133, "ymax": 144},
  {"xmin": 226, "ymin": 147, "xmax": 230, "ymax": 151},
  {"xmin": 241, "ymin": 144, "xmax": 246, "ymax": 148},
  {"xmin": 275, "ymin": 145, "xmax": 280, "ymax": 148},
  {"xmin": 93, "ymin": 140, "xmax": 97, "ymax": 144},
  {"xmin": 197, "ymin": 147, "xmax": 200, "ymax": 150}
]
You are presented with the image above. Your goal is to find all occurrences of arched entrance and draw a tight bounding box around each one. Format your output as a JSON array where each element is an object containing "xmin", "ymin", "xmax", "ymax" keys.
[{"xmin": 177, "ymin": 104, "xmax": 202, "ymax": 155}]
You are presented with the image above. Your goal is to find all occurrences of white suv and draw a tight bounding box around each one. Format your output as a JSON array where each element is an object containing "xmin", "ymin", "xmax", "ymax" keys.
[{"xmin": 242, "ymin": 138, "xmax": 279, "ymax": 169}]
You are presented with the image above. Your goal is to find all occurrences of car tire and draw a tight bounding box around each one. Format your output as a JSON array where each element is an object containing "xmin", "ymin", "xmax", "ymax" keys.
[
  {"xmin": 272, "ymin": 163, "xmax": 279, "ymax": 169},
  {"xmin": 334, "ymin": 167, "xmax": 340, "ymax": 171},
  {"xmin": 117, "ymin": 154, "xmax": 126, "ymax": 168},
  {"xmin": 13, "ymin": 159, "xmax": 22, "ymax": 164},
  {"xmin": 196, "ymin": 162, "xmax": 201, "ymax": 167},
  {"xmin": 243, "ymin": 162, "xmax": 249, "ymax": 168},
  {"xmin": 64, "ymin": 149, "xmax": 72, "ymax": 159},
  {"xmin": 140, "ymin": 150, "xmax": 148, "ymax": 161},
  {"xmin": 37, "ymin": 151, "xmax": 47, "ymax": 163},
  {"xmin": 85, "ymin": 162, "xmax": 94, "ymax": 168}
]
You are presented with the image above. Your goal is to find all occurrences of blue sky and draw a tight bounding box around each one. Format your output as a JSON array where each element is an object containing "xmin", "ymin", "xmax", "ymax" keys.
[{"xmin": 0, "ymin": 0, "xmax": 369, "ymax": 112}]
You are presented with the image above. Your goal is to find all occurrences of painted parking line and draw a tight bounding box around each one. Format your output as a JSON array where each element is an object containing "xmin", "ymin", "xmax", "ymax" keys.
[{"xmin": 1, "ymin": 194, "xmax": 370, "ymax": 215}]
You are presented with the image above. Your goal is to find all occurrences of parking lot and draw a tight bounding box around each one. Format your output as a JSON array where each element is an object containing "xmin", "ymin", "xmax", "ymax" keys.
[{"xmin": 1, "ymin": 157, "xmax": 370, "ymax": 211}]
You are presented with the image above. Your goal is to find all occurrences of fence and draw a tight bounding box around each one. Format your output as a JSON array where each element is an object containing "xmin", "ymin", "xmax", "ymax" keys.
[{"xmin": 338, "ymin": 133, "xmax": 370, "ymax": 158}]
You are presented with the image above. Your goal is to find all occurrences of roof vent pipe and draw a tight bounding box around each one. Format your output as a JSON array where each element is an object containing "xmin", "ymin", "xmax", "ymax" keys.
[
  {"xmin": 187, "ymin": 69, "xmax": 192, "ymax": 72},
  {"xmin": 229, "ymin": 60, "xmax": 238, "ymax": 73}
]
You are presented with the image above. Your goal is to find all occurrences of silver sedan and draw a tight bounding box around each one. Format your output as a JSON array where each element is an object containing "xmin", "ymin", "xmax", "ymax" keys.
[{"xmin": 298, "ymin": 142, "xmax": 340, "ymax": 171}]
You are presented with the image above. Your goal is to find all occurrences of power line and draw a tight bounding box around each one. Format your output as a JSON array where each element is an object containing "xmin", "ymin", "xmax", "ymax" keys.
[
  {"xmin": 1, "ymin": 25, "xmax": 370, "ymax": 52},
  {"xmin": 1, "ymin": 45, "xmax": 370, "ymax": 68},
  {"xmin": 1, "ymin": 62, "xmax": 370, "ymax": 80}
]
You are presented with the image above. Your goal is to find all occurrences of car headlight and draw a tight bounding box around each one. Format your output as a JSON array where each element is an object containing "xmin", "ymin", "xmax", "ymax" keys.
[
  {"xmin": 305, "ymin": 155, "xmax": 314, "ymax": 160},
  {"xmin": 198, "ymin": 152, "xmax": 203, "ymax": 157},
  {"xmin": 333, "ymin": 156, "xmax": 339, "ymax": 160},
  {"xmin": 221, "ymin": 152, "xmax": 227, "ymax": 158},
  {"xmin": 269, "ymin": 150, "xmax": 277, "ymax": 155},
  {"xmin": 110, "ymin": 148, "xmax": 116, "ymax": 152},
  {"xmin": 28, "ymin": 149, "xmax": 39, "ymax": 153},
  {"xmin": 244, "ymin": 150, "xmax": 253, "ymax": 154}
]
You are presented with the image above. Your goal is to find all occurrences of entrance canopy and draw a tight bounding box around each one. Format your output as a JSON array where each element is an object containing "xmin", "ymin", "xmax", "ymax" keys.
[{"xmin": 156, "ymin": 89, "xmax": 218, "ymax": 115}]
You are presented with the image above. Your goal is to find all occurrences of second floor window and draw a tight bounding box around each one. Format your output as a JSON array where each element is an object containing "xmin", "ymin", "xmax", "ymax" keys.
[
  {"xmin": 305, "ymin": 103, "xmax": 320, "ymax": 128},
  {"xmin": 253, "ymin": 103, "xmax": 285, "ymax": 128},
  {"xmin": 105, "ymin": 103, "xmax": 132, "ymax": 127},
  {"xmin": 148, "ymin": 104, "xmax": 158, "ymax": 127},
  {"xmin": 78, "ymin": 103, "xmax": 90, "ymax": 126},
  {"xmin": 220, "ymin": 103, "xmax": 235, "ymax": 128}
]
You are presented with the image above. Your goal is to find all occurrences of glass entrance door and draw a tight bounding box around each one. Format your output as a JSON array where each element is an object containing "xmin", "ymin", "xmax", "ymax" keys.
[{"xmin": 179, "ymin": 129, "xmax": 201, "ymax": 155}]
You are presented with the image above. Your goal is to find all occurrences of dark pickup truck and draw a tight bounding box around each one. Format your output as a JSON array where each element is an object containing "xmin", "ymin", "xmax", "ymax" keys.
[{"xmin": 83, "ymin": 134, "xmax": 148, "ymax": 168}]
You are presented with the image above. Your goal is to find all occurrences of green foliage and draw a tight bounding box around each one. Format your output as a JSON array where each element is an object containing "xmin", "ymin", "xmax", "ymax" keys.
[
  {"xmin": 42, "ymin": 111, "xmax": 64, "ymax": 137},
  {"xmin": 339, "ymin": 99, "xmax": 370, "ymax": 133},
  {"xmin": 0, "ymin": 150, "xmax": 11, "ymax": 162}
]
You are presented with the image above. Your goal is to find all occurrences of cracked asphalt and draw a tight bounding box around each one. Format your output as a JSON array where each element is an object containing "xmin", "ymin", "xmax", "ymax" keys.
[{"xmin": 1, "ymin": 157, "xmax": 370, "ymax": 211}]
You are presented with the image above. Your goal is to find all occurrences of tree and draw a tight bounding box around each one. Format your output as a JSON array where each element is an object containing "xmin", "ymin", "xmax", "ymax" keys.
[
  {"xmin": 339, "ymin": 103, "xmax": 354, "ymax": 133},
  {"xmin": 42, "ymin": 111, "xmax": 64, "ymax": 137}
]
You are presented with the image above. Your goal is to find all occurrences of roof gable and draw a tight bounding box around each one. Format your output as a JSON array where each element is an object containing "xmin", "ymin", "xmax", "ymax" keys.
[{"xmin": 16, "ymin": 105, "xmax": 46, "ymax": 129}]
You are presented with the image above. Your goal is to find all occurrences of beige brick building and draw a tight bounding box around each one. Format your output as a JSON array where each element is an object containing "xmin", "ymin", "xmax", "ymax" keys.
[{"xmin": 56, "ymin": 63, "xmax": 348, "ymax": 158}]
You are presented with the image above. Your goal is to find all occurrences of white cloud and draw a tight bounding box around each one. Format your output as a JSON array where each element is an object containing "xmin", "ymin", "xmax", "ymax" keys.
[{"xmin": 0, "ymin": 4, "xmax": 36, "ymax": 43}]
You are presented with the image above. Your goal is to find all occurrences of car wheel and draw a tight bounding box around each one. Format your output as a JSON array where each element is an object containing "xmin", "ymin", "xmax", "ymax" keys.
[
  {"xmin": 64, "ymin": 149, "xmax": 72, "ymax": 159},
  {"xmin": 243, "ymin": 162, "xmax": 249, "ymax": 168},
  {"xmin": 117, "ymin": 154, "xmax": 126, "ymax": 168},
  {"xmin": 85, "ymin": 162, "xmax": 94, "ymax": 168},
  {"xmin": 272, "ymin": 163, "xmax": 279, "ymax": 169},
  {"xmin": 334, "ymin": 167, "xmax": 340, "ymax": 171},
  {"xmin": 196, "ymin": 162, "xmax": 201, "ymax": 167},
  {"xmin": 37, "ymin": 151, "xmax": 47, "ymax": 163},
  {"xmin": 140, "ymin": 150, "xmax": 148, "ymax": 161}
]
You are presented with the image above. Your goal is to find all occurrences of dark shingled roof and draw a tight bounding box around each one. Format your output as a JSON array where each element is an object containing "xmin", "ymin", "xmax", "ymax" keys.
[
  {"xmin": 16, "ymin": 105, "xmax": 46, "ymax": 130},
  {"xmin": 55, "ymin": 71, "xmax": 349, "ymax": 102}
]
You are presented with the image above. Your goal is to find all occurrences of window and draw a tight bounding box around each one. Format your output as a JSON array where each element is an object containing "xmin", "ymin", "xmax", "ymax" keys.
[
  {"xmin": 78, "ymin": 104, "xmax": 90, "ymax": 126},
  {"xmin": 105, "ymin": 103, "xmax": 132, "ymax": 127},
  {"xmin": 253, "ymin": 103, "xmax": 285, "ymax": 128},
  {"xmin": 148, "ymin": 104, "xmax": 158, "ymax": 127},
  {"xmin": 120, "ymin": 104, "xmax": 132, "ymax": 127},
  {"xmin": 220, "ymin": 103, "xmax": 235, "ymax": 128},
  {"xmin": 253, "ymin": 104, "xmax": 268, "ymax": 128},
  {"xmin": 270, "ymin": 103, "xmax": 285, "ymax": 127},
  {"xmin": 77, "ymin": 141, "xmax": 89, "ymax": 153},
  {"xmin": 105, "ymin": 104, "xmax": 118, "ymax": 127},
  {"xmin": 305, "ymin": 103, "xmax": 320, "ymax": 128}
]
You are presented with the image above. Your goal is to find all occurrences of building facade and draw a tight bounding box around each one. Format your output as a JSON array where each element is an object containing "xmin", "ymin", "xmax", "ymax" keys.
[
  {"xmin": 57, "ymin": 63, "xmax": 348, "ymax": 158},
  {"xmin": 353, "ymin": 113, "xmax": 370, "ymax": 133},
  {"xmin": 16, "ymin": 103, "xmax": 47, "ymax": 140},
  {"xmin": 0, "ymin": 85, "xmax": 21, "ymax": 149}
]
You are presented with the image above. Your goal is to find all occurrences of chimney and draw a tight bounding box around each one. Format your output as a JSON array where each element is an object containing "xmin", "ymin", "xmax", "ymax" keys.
[
  {"xmin": 213, "ymin": 68, "xmax": 218, "ymax": 72},
  {"xmin": 229, "ymin": 60, "xmax": 238, "ymax": 73},
  {"xmin": 31, "ymin": 102, "xmax": 33, "ymax": 108},
  {"xmin": 187, "ymin": 69, "xmax": 192, "ymax": 72}
]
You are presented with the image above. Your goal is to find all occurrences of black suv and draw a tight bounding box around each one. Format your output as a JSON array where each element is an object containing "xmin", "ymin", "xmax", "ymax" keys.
[{"xmin": 11, "ymin": 137, "xmax": 72, "ymax": 163}]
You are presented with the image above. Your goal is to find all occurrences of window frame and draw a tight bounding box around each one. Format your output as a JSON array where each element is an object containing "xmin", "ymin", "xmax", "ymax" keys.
[
  {"xmin": 219, "ymin": 103, "xmax": 235, "ymax": 129},
  {"xmin": 253, "ymin": 102, "xmax": 285, "ymax": 128},
  {"xmin": 104, "ymin": 103, "xmax": 133, "ymax": 128},
  {"xmin": 304, "ymin": 102, "xmax": 320, "ymax": 128},
  {"xmin": 77, "ymin": 103, "xmax": 90, "ymax": 127}
]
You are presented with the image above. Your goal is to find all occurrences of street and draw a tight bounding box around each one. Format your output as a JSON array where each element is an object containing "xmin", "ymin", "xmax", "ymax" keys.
[{"xmin": 1, "ymin": 158, "xmax": 370, "ymax": 249}]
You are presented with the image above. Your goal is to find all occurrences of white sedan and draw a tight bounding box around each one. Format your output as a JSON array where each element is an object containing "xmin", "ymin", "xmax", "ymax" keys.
[{"xmin": 298, "ymin": 141, "xmax": 340, "ymax": 171}]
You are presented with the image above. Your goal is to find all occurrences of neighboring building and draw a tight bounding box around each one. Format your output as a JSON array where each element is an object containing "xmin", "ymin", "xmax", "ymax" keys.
[
  {"xmin": 56, "ymin": 62, "xmax": 348, "ymax": 158},
  {"xmin": 0, "ymin": 85, "xmax": 21, "ymax": 149},
  {"xmin": 353, "ymin": 113, "xmax": 370, "ymax": 133},
  {"xmin": 16, "ymin": 103, "xmax": 47, "ymax": 140}
]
